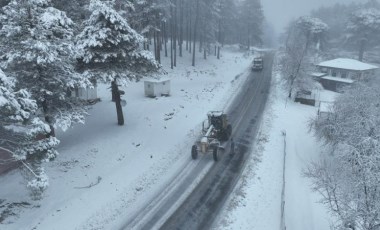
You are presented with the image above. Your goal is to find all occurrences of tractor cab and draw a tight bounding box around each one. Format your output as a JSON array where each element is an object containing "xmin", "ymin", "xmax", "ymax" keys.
[
  {"xmin": 207, "ymin": 111, "xmax": 227, "ymax": 130},
  {"xmin": 193, "ymin": 111, "xmax": 233, "ymax": 161}
]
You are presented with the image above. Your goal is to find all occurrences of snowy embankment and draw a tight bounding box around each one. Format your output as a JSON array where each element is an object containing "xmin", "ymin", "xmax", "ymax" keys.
[
  {"xmin": 0, "ymin": 46, "xmax": 254, "ymax": 229},
  {"xmin": 215, "ymin": 70, "xmax": 336, "ymax": 229}
]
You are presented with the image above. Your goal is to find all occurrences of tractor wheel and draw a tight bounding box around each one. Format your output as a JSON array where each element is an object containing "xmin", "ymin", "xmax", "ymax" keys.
[
  {"xmin": 191, "ymin": 145, "xmax": 198, "ymax": 160},
  {"xmin": 213, "ymin": 146, "xmax": 219, "ymax": 162}
]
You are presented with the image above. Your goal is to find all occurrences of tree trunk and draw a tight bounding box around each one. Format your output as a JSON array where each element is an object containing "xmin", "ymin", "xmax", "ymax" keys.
[
  {"xmin": 157, "ymin": 31, "xmax": 161, "ymax": 63},
  {"xmin": 174, "ymin": 0, "xmax": 177, "ymax": 67},
  {"xmin": 111, "ymin": 81, "xmax": 117, "ymax": 102},
  {"xmin": 217, "ymin": 46, "xmax": 220, "ymax": 59},
  {"xmin": 189, "ymin": 13, "xmax": 192, "ymax": 54},
  {"xmin": 358, "ymin": 39, "xmax": 365, "ymax": 61},
  {"xmin": 204, "ymin": 48, "xmax": 206, "ymax": 60},
  {"xmin": 192, "ymin": 0, "xmax": 200, "ymax": 67},
  {"xmin": 164, "ymin": 21, "xmax": 168, "ymax": 57},
  {"xmin": 147, "ymin": 34, "xmax": 150, "ymax": 50},
  {"xmin": 42, "ymin": 99, "xmax": 55, "ymax": 137},
  {"xmin": 153, "ymin": 30, "xmax": 157, "ymax": 61},
  {"xmin": 179, "ymin": 0, "xmax": 183, "ymax": 57},
  {"xmin": 112, "ymin": 80, "xmax": 124, "ymax": 126},
  {"xmin": 155, "ymin": 13, "xmax": 161, "ymax": 64},
  {"xmin": 185, "ymin": 7, "xmax": 189, "ymax": 51},
  {"xmin": 170, "ymin": 5, "xmax": 174, "ymax": 69},
  {"xmin": 199, "ymin": 34, "xmax": 203, "ymax": 53}
]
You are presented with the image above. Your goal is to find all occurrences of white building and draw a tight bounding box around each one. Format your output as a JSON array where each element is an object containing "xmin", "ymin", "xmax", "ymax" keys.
[
  {"xmin": 315, "ymin": 58, "xmax": 379, "ymax": 91},
  {"xmin": 144, "ymin": 79, "xmax": 171, "ymax": 97}
]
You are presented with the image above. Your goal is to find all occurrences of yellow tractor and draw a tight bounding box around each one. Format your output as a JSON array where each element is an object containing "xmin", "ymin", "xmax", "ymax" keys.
[{"xmin": 191, "ymin": 111, "xmax": 232, "ymax": 161}]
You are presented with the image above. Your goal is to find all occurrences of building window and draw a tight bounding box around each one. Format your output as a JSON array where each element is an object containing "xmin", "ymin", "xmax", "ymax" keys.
[
  {"xmin": 341, "ymin": 71, "xmax": 347, "ymax": 78},
  {"xmin": 332, "ymin": 70, "xmax": 337, "ymax": 77}
]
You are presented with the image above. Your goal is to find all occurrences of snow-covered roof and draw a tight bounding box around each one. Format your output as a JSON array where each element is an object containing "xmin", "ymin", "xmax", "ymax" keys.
[
  {"xmin": 310, "ymin": 72, "xmax": 327, "ymax": 77},
  {"xmin": 208, "ymin": 111, "xmax": 223, "ymax": 117},
  {"xmin": 144, "ymin": 78, "xmax": 170, "ymax": 83},
  {"xmin": 319, "ymin": 101, "xmax": 333, "ymax": 113},
  {"xmin": 317, "ymin": 58, "xmax": 379, "ymax": 71},
  {"xmin": 321, "ymin": 76, "xmax": 354, "ymax": 84}
]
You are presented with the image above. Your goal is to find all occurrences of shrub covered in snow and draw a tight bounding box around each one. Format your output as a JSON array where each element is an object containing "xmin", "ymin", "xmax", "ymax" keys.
[{"xmin": 308, "ymin": 78, "xmax": 380, "ymax": 230}]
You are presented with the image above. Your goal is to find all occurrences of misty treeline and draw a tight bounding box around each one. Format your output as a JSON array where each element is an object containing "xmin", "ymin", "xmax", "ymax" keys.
[
  {"xmin": 278, "ymin": 1, "xmax": 380, "ymax": 229},
  {"xmin": 280, "ymin": 0, "xmax": 380, "ymax": 99},
  {"xmin": 311, "ymin": 0, "xmax": 380, "ymax": 62},
  {"xmin": 74, "ymin": 0, "xmax": 264, "ymax": 67},
  {"xmin": 0, "ymin": 0, "xmax": 264, "ymax": 197},
  {"xmin": 308, "ymin": 77, "xmax": 380, "ymax": 230}
]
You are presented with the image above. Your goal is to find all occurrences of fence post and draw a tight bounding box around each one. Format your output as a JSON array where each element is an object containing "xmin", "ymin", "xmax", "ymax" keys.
[{"xmin": 280, "ymin": 130, "xmax": 287, "ymax": 230}]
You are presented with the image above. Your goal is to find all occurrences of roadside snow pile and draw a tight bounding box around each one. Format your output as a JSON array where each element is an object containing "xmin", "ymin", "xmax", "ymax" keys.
[
  {"xmin": 215, "ymin": 71, "xmax": 332, "ymax": 230},
  {"xmin": 0, "ymin": 46, "xmax": 254, "ymax": 229}
]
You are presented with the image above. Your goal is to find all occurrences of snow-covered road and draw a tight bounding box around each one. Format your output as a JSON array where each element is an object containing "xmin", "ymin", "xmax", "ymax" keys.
[
  {"xmin": 157, "ymin": 53, "xmax": 274, "ymax": 230},
  {"xmin": 214, "ymin": 71, "xmax": 333, "ymax": 230}
]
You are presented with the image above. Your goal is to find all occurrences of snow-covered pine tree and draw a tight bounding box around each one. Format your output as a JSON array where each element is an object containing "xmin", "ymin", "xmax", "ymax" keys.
[
  {"xmin": 128, "ymin": 0, "xmax": 170, "ymax": 62},
  {"xmin": 347, "ymin": 8, "xmax": 380, "ymax": 61},
  {"xmin": 0, "ymin": 0, "xmax": 91, "ymax": 196},
  {"xmin": 0, "ymin": 69, "xmax": 59, "ymax": 197},
  {"xmin": 76, "ymin": 0, "xmax": 159, "ymax": 125},
  {"xmin": 296, "ymin": 16, "xmax": 329, "ymax": 52},
  {"xmin": 0, "ymin": 0, "xmax": 91, "ymax": 136},
  {"xmin": 199, "ymin": 0, "xmax": 219, "ymax": 59},
  {"xmin": 51, "ymin": 0, "xmax": 90, "ymax": 26},
  {"xmin": 76, "ymin": 0, "xmax": 159, "ymax": 83},
  {"xmin": 280, "ymin": 16, "xmax": 328, "ymax": 99},
  {"xmin": 239, "ymin": 0, "xmax": 264, "ymax": 49},
  {"xmin": 308, "ymin": 78, "xmax": 380, "ymax": 230},
  {"xmin": 218, "ymin": 0, "xmax": 238, "ymax": 46}
]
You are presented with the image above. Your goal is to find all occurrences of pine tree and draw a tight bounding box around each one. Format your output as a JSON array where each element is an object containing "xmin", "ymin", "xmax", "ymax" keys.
[
  {"xmin": 218, "ymin": 0, "xmax": 238, "ymax": 46},
  {"xmin": 76, "ymin": 0, "xmax": 159, "ymax": 125},
  {"xmin": 199, "ymin": 0, "xmax": 219, "ymax": 59},
  {"xmin": 1, "ymin": 0, "xmax": 90, "ymax": 136},
  {"xmin": 0, "ymin": 0, "xmax": 90, "ymax": 196},
  {"xmin": 129, "ymin": 0, "xmax": 170, "ymax": 63},
  {"xmin": 239, "ymin": 0, "xmax": 264, "ymax": 49},
  {"xmin": 280, "ymin": 16, "xmax": 328, "ymax": 98},
  {"xmin": 347, "ymin": 8, "xmax": 380, "ymax": 61},
  {"xmin": 296, "ymin": 16, "xmax": 329, "ymax": 51},
  {"xmin": 0, "ymin": 69, "xmax": 59, "ymax": 197}
]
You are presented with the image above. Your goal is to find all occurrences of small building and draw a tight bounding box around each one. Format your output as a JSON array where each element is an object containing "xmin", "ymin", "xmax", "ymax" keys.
[
  {"xmin": 73, "ymin": 86, "xmax": 98, "ymax": 101},
  {"xmin": 144, "ymin": 79, "xmax": 171, "ymax": 97},
  {"xmin": 295, "ymin": 89, "xmax": 317, "ymax": 106},
  {"xmin": 318, "ymin": 101, "xmax": 333, "ymax": 119},
  {"xmin": 315, "ymin": 58, "xmax": 379, "ymax": 92}
]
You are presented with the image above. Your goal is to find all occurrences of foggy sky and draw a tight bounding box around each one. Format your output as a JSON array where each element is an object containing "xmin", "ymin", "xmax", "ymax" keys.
[{"xmin": 262, "ymin": 0, "xmax": 362, "ymax": 33}]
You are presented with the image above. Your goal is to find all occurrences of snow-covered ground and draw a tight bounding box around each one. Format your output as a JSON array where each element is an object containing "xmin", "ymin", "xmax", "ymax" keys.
[
  {"xmin": 214, "ymin": 71, "xmax": 338, "ymax": 230},
  {"xmin": 1, "ymin": 46, "xmax": 340, "ymax": 230},
  {"xmin": 0, "ymin": 46, "xmax": 255, "ymax": 229}
]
